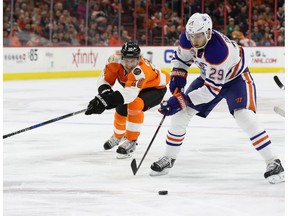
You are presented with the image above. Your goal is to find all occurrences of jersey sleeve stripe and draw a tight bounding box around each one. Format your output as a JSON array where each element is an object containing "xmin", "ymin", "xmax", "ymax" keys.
[
  {"xmin": 229, "ymin": 47, "xmax": 243, "ymax": 78},
  {"xmin": 226, "ymin": 47, "xmax": 246, "ymax": 81}
]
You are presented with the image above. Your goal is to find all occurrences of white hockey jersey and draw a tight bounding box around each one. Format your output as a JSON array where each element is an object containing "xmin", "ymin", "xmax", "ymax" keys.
[{"xmin": 172, "ymin": 30, "xmax": 249, "ymax": 105}]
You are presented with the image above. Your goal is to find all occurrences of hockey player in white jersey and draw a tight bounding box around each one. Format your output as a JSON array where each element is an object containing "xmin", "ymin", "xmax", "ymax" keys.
[{"xmin": 150, "ymin": 13, "xmax": 284, "ymax": 184}]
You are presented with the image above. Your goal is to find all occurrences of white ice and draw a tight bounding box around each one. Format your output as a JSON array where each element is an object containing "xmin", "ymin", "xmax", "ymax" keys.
[{"xmin": 3, "ymin": 74, "xmax": 285, "ymax": 216}]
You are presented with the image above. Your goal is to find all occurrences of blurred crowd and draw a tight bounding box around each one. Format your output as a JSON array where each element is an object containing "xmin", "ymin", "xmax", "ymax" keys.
[{"xmin": 3, "ymin": 0, "xmax": 285, "ymax": 47}]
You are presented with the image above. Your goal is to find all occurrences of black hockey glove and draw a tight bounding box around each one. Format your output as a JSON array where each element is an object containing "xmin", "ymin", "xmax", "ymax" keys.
[
  {"xmin": 85, "ymin": 91, "xmax": 124, "ymax": 115},
  {"xmin": 85, "ymin": 94, "xmax": 109, "ymax": 115},
  {"xmin": 98, "ymin": 84, "xmax": 113, "ymax": 95}
]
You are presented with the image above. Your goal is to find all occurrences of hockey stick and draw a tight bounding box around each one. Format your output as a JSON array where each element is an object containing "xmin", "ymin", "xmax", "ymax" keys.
[
  {"xmin": 3, "ymin": 109, "xmax": 87, "ymax": 139},
  {"xmin": 131, "ymin": 113, "xmax": 167, "ymax": 175},
  {"xmin": 273, "ymin": 75, "xmax": 285, "ymax": 90},
  {"xmin": 274, "ymin": 106, "xmax": 285, "ymax": 117}
]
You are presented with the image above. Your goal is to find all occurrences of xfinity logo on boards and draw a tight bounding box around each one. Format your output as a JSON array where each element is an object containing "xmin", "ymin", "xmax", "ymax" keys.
[{"xmin": 72, "ymin": 49, "xmax": 98, "ymax": 67}]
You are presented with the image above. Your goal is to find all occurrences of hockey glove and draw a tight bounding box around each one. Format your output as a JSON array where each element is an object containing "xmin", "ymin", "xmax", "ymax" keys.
[
  {"xmin": 85, "ymin": 91, "xmax": 125, "ymax": 115},
  {"xmin": 98, "ymin": 84, "xmax": 113, "ymax": 95},
  {"xmin": 169, "ymin": 69, "xmax": 188, "ymax": 93},
  {"xmin": 85, "ymin": 94, "xmax": 109, "ymax": 115},
  {"xmin": 158, "ymin": 93, "xmax": 187, "ymax": 116}
]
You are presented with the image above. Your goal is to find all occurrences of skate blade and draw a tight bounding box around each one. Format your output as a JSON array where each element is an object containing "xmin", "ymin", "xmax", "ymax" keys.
[
  {"xmin": 116, "ymin": 153, "xmax": 132, "ymax": 159},
  {"xmin": 150, "ymin": 169, "xmax": 170, "ymax": 176},
  {"xmin": 266, "ymin": 172, "xmax": 285, "ymax": 184}
]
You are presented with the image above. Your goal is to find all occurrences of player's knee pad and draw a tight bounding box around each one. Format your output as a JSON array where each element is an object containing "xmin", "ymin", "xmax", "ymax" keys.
[
  {"xmin": 234, "ymin": 108, "xmax": 262, "ymax": 136},
  {"xmin": 128, "ymin": 97, "xmax": 144, "ymax": 116}
]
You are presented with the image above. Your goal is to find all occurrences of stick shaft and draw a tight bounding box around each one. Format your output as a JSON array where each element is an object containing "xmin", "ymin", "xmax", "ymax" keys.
[
  {"xmin": 131, "ymin": 88, "xmax": 179, "ymax": 175},
  {"xmin": 3, "ymin": 109, "xmax": 87, "ymax": 139},
  {"xmin": 131, "ymin": 114, "xmax": 167, "ymax": 175}
]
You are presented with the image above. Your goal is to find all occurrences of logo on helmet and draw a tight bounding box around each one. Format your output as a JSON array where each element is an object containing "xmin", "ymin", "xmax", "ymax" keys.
[{"xmin": 121, "ymin": 42, "xmax": 141, "ymax": 59}]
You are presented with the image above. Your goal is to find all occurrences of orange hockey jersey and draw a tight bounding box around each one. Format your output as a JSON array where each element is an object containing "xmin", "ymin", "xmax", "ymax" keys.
[{"xmin": 97, "ymin": 54, "xmax": 170, "ymax": 104}]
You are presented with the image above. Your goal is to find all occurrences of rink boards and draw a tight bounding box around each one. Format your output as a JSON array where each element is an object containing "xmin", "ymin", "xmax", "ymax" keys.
[{"xmin": 3, "ymin": 46, "xmax": 285, "ymax": 80}]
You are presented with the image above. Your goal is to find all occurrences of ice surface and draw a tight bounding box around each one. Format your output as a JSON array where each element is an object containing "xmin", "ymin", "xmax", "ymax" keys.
[{"xmin": 3, "ymin": 74, "xmax": 285, "ymax": 216}]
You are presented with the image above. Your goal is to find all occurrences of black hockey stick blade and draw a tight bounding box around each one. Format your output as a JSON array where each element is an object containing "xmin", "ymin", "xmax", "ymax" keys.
[
  {"xmin": 273, "ymin": 75, "xmax": 285, "ymax": 90},
  {"xmin": 3, "ymin": 108, "xmax": 87, "ymax": 139},
  {"xmin": 131, "ymin": 159, "xmax": 138, "ymax": 175}
]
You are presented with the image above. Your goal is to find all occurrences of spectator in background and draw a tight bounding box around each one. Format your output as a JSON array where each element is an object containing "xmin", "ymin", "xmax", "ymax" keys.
[
  {"xmin": 226, "ymin": 17, "xmax": 235, "ymax": 39},
  {"xmin": 259, "ymin": 32, "xmax": 274, "ymax": 46},
  {"xmin": 166, "ymin": 24, "xmax": 179, "ymax": 45},
  {"xmin": 277, "ymin": 6, "xmax": 285, "ymax": 27},
  {"xmin": 77, "ymin": 0, "xmax": 86, "ymax": 20},
  {"xmin": 3, "ymin": 29, "xmax": 9, "ymax": 46},
  {"xmin": 8, "ymin": 29, "xmax": 22, "ymax": 46},
  {"xmin": 134, "ymin": 1, "xmax": 146, "ymax": 29},
  {"xmin": 277, "ymin": 34, "xmax": 284, "ymax": 46},
  {"xmin": 262, "ymin": 6, "xmax": 272, "ymax": 23},
  {"xmin": 238, "ymin": 34, "xmax": 256, "ymax": 47},
  {"xmin": 99, "ymin": 31, "xmax": 109, "ymax": 45},
  {"xmin": 252, "ymin": 25, "xmax": 263, "ymax": 45},
  {"xmin": 121, "ymin": 30, "xmax": 132, "ymax": 42},
  {"xmin": 70, "ymin": 28, "xmax": 80, "ymax": 45},
  {"xmin": 234, "ymin": 6, "xmax": 248, "ymax": 34},
  {"xmin": 17, "ymin": 23, "xmax": 32, "ymax": 45},
  {"xmin": 137, "ymin": 34, "xmax": 146, "ymax": 46},
  {"xmin": 170, "ymin": 11, "xmax": 181, "ymax": 26},
  {"xmin": 26, "ymin": 34, "xmax": 40, "ymax": 46},
  {"xmin": 2, "ymin": 0, "xmax": 284, "ymax": 47},
  {"xmin": 231, "ymin": 25, "xmax": 244, "ymax": 41},
  {"xmin": 276, "ymin": 26, "xmax": 285, "ymax": 46},
  {"xmin": 52, "ymin": 33, "xmax": 59, "ymax": 45},
  {"xmin": 176, "ymin": 25, "xmax": 183, "ymax": 37},
  {"xmin": 109, "ymin": 31, "xmax": 124, "ymax": 46},
  {"xmin": 263, "ymin": 24, "xmax": 274, "ymax": 40}
]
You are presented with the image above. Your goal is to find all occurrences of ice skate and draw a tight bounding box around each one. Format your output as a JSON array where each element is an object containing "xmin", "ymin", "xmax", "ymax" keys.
[
  {"xmin": 264, "ymin": 159, "xmax": 285, "ymax": 184},
  {"xmin": 150, "ymin": 156, "xmax": 176, "ymax": 176},
  {"xmin": 116, "ymin": 140, "xmax": 137, "ymax": 159},
  {"xmin": 103, "ymin": 135, "xmax": 125, "ymax": 150}
]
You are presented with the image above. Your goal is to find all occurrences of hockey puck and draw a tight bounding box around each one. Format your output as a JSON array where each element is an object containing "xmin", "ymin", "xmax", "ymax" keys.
[{"xmin": 158, "ymin": 190, "xmax": 168, "ymax": 195}]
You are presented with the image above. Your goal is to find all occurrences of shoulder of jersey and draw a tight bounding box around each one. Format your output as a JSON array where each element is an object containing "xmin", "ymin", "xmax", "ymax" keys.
[
  {"xmin": 204, "ymin": 30, "xmax": 229, "ymax": 65},
  {"xmin": 107, "ymin": 53, "xmax": 122, "ymax": 64}
]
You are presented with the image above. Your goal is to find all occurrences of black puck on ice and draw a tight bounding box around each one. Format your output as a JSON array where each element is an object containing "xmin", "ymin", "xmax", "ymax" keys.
[{"xmin": 158, "ymin": 190, "xmax": 168, "ymax": 195}]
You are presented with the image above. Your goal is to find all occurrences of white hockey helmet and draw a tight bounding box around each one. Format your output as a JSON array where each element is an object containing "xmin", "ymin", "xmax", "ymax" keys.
[{"xmin": 185, "ymin": 13, "xmax": 213, "ymax": 46}]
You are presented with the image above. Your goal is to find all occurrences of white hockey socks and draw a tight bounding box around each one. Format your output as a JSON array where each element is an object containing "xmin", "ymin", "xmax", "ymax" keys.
[
  {"xmin": 234, "ymin": 109, "xmax": 276, "ymax": 163},
  {"xmin": 164, "ymin": 108, "xmax": 196, "ymax": 159}
]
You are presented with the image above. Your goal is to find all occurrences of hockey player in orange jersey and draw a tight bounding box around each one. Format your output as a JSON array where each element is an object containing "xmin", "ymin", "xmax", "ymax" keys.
[{"xmin": 85, "ymin": 42, "xmax": 170, "ymax": 158}]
